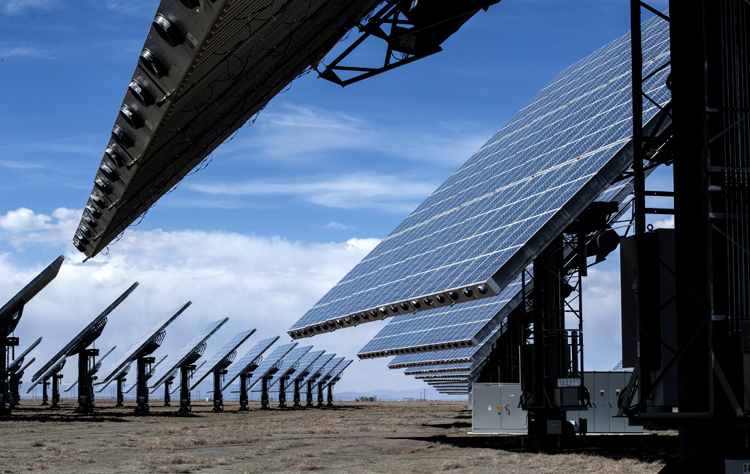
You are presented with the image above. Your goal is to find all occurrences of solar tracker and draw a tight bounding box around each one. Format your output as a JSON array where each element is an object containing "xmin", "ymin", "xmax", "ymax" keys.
[
  {"xmin": 221, "ymin": 336, "xmax": 279, "ymax": 391},
  {"xmin": 404, "ymin": 363, "xmax": 473, "ymax": 375},
  {"xmin": 31, "ymin": 282, "xmax": 139, "ymax": 382},
  {"xmin": 323, "ymin": 360, "xmax": 352, "ymax": 390},
  {"xmin": 122, "ymin": 353, "xmax": 167, "ymax": 394},
  {"xmin": 1, "ymin": 256, "xmax": 63, "ymax": 337},
  {"xmin": 73, "ymin": 0, "xmax": 383, "ymax": 259},
  {"xmin": 96, "ymin": 363, "xmax": 130, "ymax": 393},
  {"xmin": 189, "ymin": 329, "xmax": 256, "ymax": 390},
  {"xmin": 241, "ymin": 343, "xmax": 298, "ymax": 392},
  {"xmin": 264, "ymin": 346, "xmax": 313, "ymax": 391},
  {"xmin": 289, "ymin": 15, "xmax": 672, "ymax": 339},
  {"xmin": 298, "ymin": 353, "xmax": 336, "ymax": 388},
  {"xmin": 26, "ymin": 356, "xmax": 66, "ymax": 407},
  {"xmin": 7, "ymin": 337, "xmax": 42, "ymax": 373},
  {"xmin": 414, "ymin": 372, "xmax": 471, "ymax": 380},
  {"xmin": 7, "ymin": 356, "xmax": 35, "ymax": 409},
  {"xmin": 148, "ymin": 317, "xmax": 228, "ymax": 390},
  {"xmin": 283, "ymin": 350, "xmax": 325, "ymax": 387},
  {"xmin": 64, "ymin": 345, "xmax": 116, "ymax": 392},
  {"xmin": 99, "ymin": 302, "xmax": 191, "ymax": 384}
]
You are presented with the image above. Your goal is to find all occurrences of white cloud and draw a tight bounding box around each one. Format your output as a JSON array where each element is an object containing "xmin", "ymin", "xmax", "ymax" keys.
[
  {"xmin": 580, "ymin": 267, "xmax": 623, "ymax": 371},
  {"xmin": 0, "ymin": 45, "xmax": 46, "ymax": 58},
  {"xmin": 652, "ymin": 215, "xmax": 674, "ymax": 229},
  {"xmin": 188, "ymin": 172, "xmax": 436, "ymax": 214},
  {"xmin": 0, "ymin": 160, "xmax": 45, "ymax": 170},
  {"xmin": 0, "ymin": 0, "xmax": 57, "ymax": 15},
  {"xmin": 326, "ymin": 222, "xmax": 353, "ymax": 230},
  {"xmin": 0, "ymin": 210, "xmax": 424, "ymax": 395},
  {"xmin": 216, "ymin": 102, "xmax": 490, "ymax": 167},
  {"xmin": 0, "ymin": 207, "xmax": 80, "ymax": 250}
]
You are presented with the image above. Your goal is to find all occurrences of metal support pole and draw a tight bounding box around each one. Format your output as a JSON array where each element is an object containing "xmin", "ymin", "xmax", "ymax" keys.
[
  {"xmin": 116, "ymin": 376, "xmax": 124, "ymax": 407},
  {"xmin": 51, "ymin": 373, "xmax": 61, "ymax": 408},
  {"xmin": 41, "ymin": 380, "xmax": 49, "ymax": 405},
  {"xmin": 212, "ymin": 370, "xmax": 224, "ymax": 412},
  {"xmin": 278, "ymin": 377, "xmax": 287, "ymax": 408},
  {"xmin": 76, "ymin": 348, "xmax": 98, "ymax": 413},
  {"xmin": 306, "ymin": 380, "xmax": 314, "ymax": 407},
  {"xmin": 260, "ymin": 377, "xmax": 270, "ymax": 410},
  {"xmin": 293, "ymin": 379, "xmax": 302, "ymax": 408},
  {"xmin": 326, "ymin": 383, "xmax": 334, "ymax": 408},
  {"xmin": 164, "ymin": 377, "xmax": 172, "ymax": 406},
  {"xmin": 179, "ymin": 364, "xmax": 193, "ymax": 412},
  {"xmin": 135, "ymin": 356, "xmax": 153, "ymax": 414},
  {"xmin": 0, "ymin": 339, "xmax": 10, "ymax": 415},
  {"xmin": 631, "ymin": 0, "xmax": 646, "ymax": 236},
  {"xmin": 239, "ymin": 374, "xmax": 249, "ymax": 411},
  {"xmin": 317, "ymin": 381, "xmax": 324, "ymax": 407}
]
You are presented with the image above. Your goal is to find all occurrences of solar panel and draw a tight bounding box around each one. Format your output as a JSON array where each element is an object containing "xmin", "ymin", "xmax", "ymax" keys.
[
  {"xmin": 31, "ymin": 282, "xmax": 139, "ymax": 382},
  {"xmin": 221, "ymin": 336, "xmax": 279, "ymax": 391},
  {"xmin": 148, "ymin": 317, "xmax": 228, "ymax": 390},
  {"xmin": 26, "ymin": 356, "xmax": 65, "ymax": 393},
  {"xmin": 123, "ymin": 354, "xmax": 168, "ymax": 394},
  {"xmin": 298, "ymin": 353, "xmax": 336, "ymax": 388},
  {"xmin": 264, "ymin": 346, "xmax": 313, "ymax": 391},
  {"xmin": 7, "ymin": 337, "xmax": 42, "ymax": 372},
  {"xmin": 404, "ymin": 363, "xmax": 473, "ymax": 375},
  {"xmin": 288, "ymin": 350, "xmax": 326, "ymax": 384},
  {"xmin": 414, "ymin": 371, "xmax": 471, "ymax": 379},
  {"xmin": 189, "ymin": 329, "xmax": 256, "ymax": 390},
  {"xmin": 358, "ymin": 294, "xmax": 512, "ymax": 358},
  {"xmin": 323, "ymin": 360, "xmax": 352, "ymax": 389},
  {"xmin": 289, "ymin": 15, "xmax": 671, "ymax": 339},
  {"xmin": 74, "ymin": 0, "xmax": 382, "ymax": 258},
  {"xmin": 1, "ymin": 256, "xmax": 64, "ymax": 337},
  {"xmin": 242, "ymin": 343, "xmax": 298, "ymax": 391},
  {"xmin": 99, "ymin": 302, "xmax": 191, "ymax": 384},
  {"xmin": 96, "ymin": 363, "xmax": 130, "ymax": 393}
]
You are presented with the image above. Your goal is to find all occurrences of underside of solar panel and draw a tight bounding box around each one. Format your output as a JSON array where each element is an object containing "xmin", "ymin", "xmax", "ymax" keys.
[
  {"xmin": 289, "ymin": 15, "xmax": 671, "ymax": 339},
  {"xmin": 73, "ymin": 0, "xmax": 380, "ymax": 258}
]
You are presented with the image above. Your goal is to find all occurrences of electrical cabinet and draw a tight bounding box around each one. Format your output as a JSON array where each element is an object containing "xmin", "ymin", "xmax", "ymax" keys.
[{"xmin": 471, "ymin": 383, "xmax": 527, "ymax": 434}]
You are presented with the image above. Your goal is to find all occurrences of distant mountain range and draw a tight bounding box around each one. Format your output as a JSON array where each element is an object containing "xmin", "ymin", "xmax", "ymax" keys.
[{"xmin": 333, "ymin": 388, "xmax": 467, "ymax": 401}]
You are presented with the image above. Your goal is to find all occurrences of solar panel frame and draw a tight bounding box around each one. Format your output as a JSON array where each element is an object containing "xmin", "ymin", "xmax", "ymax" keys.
[
  {"xmin": 27, "ymin": 356, "xmax": 65, "ymax": 393},
  {"xmin": 414, "ymin": 371, "xmax": 471, "ymax": 379},
  {"xmin": 262, "ymin": 345, "xmax": 312, "ymax": 391},
  {"xmin": 243, "ymin": 342, "xmax": 298, "ymax": 391},
  {"xmin": 322, "ymin": 360, "xmax": 352, "ymax": 389},
  {"xmin": 403, "ymin": 363, "xmax": 473, "ymax": 375},
  {"xmin": 268, "ymin": 347, "xmax": 322, "ymax": 390},
  {"xmin": 189, "ymin": 328, "xmax": 256, "ymax": 390},
  {"xmin": 221, "ymin": 336, "xmax": 280, "ymax": 391},
  {"xmin": 0, "ymin": 256, "xmax": 63, "ymax": 337},
  {"xmin": 148, "ymin": 317, "xmax": 228, "ymax": 389},
  {"xmin": 298, "ymin": 353, "xmax": 336, "ymax": 387},
  {"xmin": 99, "ymin": 301, "xmax": 190, "ymax": 384},
  {"xmin": 288, "ymin": 15, "xmax": 671, "ymax": 339},
  {"xmin": 31, "ymin": 282, "xmax": 139, "ymax": 382},
  {"xmin": 7, "ymin": 337, "xmax": 42, "ymax": 373}
]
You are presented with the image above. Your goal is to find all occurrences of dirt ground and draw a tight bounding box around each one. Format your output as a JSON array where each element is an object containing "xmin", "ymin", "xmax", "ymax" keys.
[{"xmin": 1, "ymin": 399, "xmax": 676, "ymax": 473}]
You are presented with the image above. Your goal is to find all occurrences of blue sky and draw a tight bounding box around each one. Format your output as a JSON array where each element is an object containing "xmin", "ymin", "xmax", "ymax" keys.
[{"xmin": 0, "ymin": 0, "xmax": 670, "ymax": 398}]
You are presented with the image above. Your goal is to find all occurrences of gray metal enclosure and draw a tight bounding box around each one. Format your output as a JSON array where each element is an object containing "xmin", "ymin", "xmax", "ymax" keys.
[
  {"xmin": 471, "ymin": 383, "xmax": 527, "ymax": 434},
  {"xmin": 567, "ymin": 372, "xmax": 642, "ymax": 433}
]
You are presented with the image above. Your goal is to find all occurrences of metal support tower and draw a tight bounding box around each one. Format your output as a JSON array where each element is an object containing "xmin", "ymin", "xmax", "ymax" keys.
[
  {"xmin": 317, "ymin": 380, "xmax": 325, "ymax": 407},
  {"xmin": 179, "ymin": 363, "xmax": 195, "ymax": 412},
  {"xmin": 238, "ymin": 374, "xmax": 251, "ymax": 411},
  {"xmin": 306, "ymin": 380, "xmax": 315, "ymax": 407},
  {"xmin": 618, "ymin": 2, "xmax": 750, "ymax": 470},
  {"xmin": 115, "ymin": 374, "xmax": 125, "ymax": 407},
  {"xmin": 163, "ymin": 375, "xmax": 174, "ymax": 406},
  {"xmin": 212, "ymin": 369, "xmax": 228, "ymax": 412},
  {"xmin": 293, "ymin": 379, "xmax": 302, "ymax": 408},
  {"xmin": 51, "ymin": 372, "xmax": 62, "ymax": 408},
  {"xmin": 260, "ymin": 377, "xmax": 270, "ymax": 410},
  {"xmin": 326, "ymin": 383, "xmax": 334, "ymax": 408},
  {"xmin": 1, "ymin": 337, "xmax": 18, "ymax": 415},
  {"xmin": 41, "ymin": 380, "xmax": 49, "ymax": 406},
  {"xmin": 75, "ymin": 348, "xmax": 99, "ymax": 413},
  {"xmin": 135, "ymin": 356, "xmax": 155, "ymax": 414},
  {"xmin": 278, "ymin": 376, "xmax": 289, "ymax": 409}
]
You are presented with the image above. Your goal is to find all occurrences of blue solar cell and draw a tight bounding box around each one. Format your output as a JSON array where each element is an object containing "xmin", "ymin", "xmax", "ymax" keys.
[
  {"xmin": 238, "ymin": 342, "xmax": 297, "ymax": 391},
  {"xmin": 323, "ymin": 360, "xmax": 352, "ymax": 389},
  {"xmin": 222, "ymin": 336, "xmax": 279, "ymax": 390},
  {"xmin": 189, "ymin": 329, "xmax": 256, "ymax": 390},
  {"xmin": 298, "ymin": 353, "xmax": 336, "ymax": 387},
  {"xmin": 264, "ymin": 345, "xmax": 312, "ymax": 391},
  {"xmin": 289, "ymin": 15, "xmax": 671, "ymax": 339}
]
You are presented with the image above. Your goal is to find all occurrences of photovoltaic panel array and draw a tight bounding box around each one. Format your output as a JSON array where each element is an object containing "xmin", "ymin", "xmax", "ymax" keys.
[
  {"xmin": 298, "ymin": 353, "xmax": 336, "ymax": 387},
  {"xmin": 221, "ymin": 336, "xmax": 279, "ymax": 390},
  {"xmin": 229, "ymin": 342, "xmax": 297, "ymax": 392},
  {"xmin": 289, "ymin": 14, "xmax": 671, "ymax": 339},
  {"xmin": 31, "ymin": 282, "xmax": 139, "ymax": 382},
  {"xmin": 270, "ymin": 349, "xmax": 324, "ymax": 391},
  {"xmin": 148, "ymin": 317, "xmax": 228, "ymax": 390},
  {"xmin": 358, "ymin": 293, "xmax": 511, "ymax": 359},
  {"xmin": 99, "ymin": 302, "xmax": 191, "ymax": 384},
  {"xmin": 74, "ymin": 0, "xmax": 381, "ymax": 258},
  {"xmin": 414, "ymin": 372, "xmax": 471, "ymax": 379},
  {"xmin": 1, "ymin": 255, "xmax": 63, "ymax": 337},
  {"xmin": 323, "ymin": 360, "xmax": 352, "ymax": 389},
  {"xmin": 189, "ymin": 329, "xmax": 256, "ymax": 390},
  {"xmin": 7, "ymin": 337, "xmax": 42, "ymax": 373},
  {"xmin": 122, "ymin": 354, "xmax": 168, "ymax": 394},
  {"xmin": 27, "ymin": 357, "xmax": 65, "ymax": 393},
  {"xmin": 405, "ymin": 363, "xmax": 473, "ymax": 375},
  {"xmin": 262, "ymin": 345, "xmax": 311, "ymax": 391}
]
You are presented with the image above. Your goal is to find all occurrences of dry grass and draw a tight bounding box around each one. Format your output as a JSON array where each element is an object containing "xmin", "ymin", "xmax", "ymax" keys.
[{"xmin": 0, "ymin": 400, "xmax": 673, "ymax": 473}]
